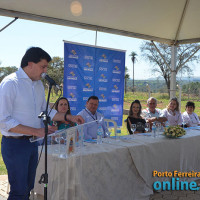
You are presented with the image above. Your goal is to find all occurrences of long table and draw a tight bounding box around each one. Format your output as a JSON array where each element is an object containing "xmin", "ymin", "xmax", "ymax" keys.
[{"xmin": 34, "ymin": 129, "xmax": 200, "ymax": 200}]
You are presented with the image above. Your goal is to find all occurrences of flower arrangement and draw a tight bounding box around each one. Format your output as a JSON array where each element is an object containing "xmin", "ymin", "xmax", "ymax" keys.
[{"xmin": 163, "ymin": 126, "xmax": 186, "ymax": 138}]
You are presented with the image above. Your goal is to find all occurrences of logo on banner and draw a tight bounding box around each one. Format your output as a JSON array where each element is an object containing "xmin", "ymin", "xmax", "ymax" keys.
[
  {"xmin": 83, "ymin": 83, "xmax": 93, "ymax": 91},
  {"xmin": 99, "ymin": 74, "xmax": 108, "ymax": 82},
  {"xmin": 84, "ymin": 55, "xmax": 93, "ymax": 60},
  {"xmin": 111, "ymin": 104, "xmax": 120, "ymax": 112},
  {"xmin": 68, "ymin": 64, "xmax": 78, "ymax": 68},
  {"xmin": 71, "ymin": 50, "xmax": 76, "ymax": 55},
  {"xmin": 84, "ymin": 62, "xmax": 93, "ymax": 71},
  {"xmin": 99, "ymin": 94, "xmax": 107, "ymax": 102},
  {"xmin": 112, "ymin": 78, "xmax": 120, "ymax": 82},
  {"xmin": 84, "ymin": 76, "xmax": 93, "ymax": 80},
  {"xmin": 99, "ymin": 67, "xmax": 107, "ymax": 71},
  {"xmin": 112, "ymin": 85, "xmax": 120, "ymax": 93},
  {"xmin": 68, "ymin": 93, "xmax": 77, "ymax": 101},
  {"xmin": 112, "ymin": 98, "xmax": 119, "ymax": 101},
  {"xmin": 99, "ymin": 87, "xmax": 107, "ymax": 91},
  {"xmin": 68, "ymin": 50, "xmax": 78, "ymax": 59},
  {"xmin": 113, "ymin": 66, "xmax": 121, "ymax": 74},
  {"xmin": 111, "ymin": 117, "xmax": 119, "ymax": 121},
  {"xmin": 70, "ymin": 107, "xmax": 76, "ymax": 111},
  {"xmin": 99, "ymin": 107, "xmax": 107, "ymax": 111},
  {"xmin": 67, "ymin": 85, "xmax": 77, "ymax": 90},
  {"xmin": 83, "ymin": 97, "xmax": 89, "ymax": 101},
  {"xmin": 99, "ymin": 54, "xmax": 108, "ymax": 63},
  {"xmin": 67, "ymin": 71, "xmax": 77, "ymax": 80},
  {"xmin": 113, "ymin": 59, "xmax": 121, "ymax": 63}
]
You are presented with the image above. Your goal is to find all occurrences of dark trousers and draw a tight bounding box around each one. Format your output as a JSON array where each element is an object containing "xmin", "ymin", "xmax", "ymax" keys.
[{"xmin": 1, "ymin": 136, "xmax": 38, "ymax": 200}]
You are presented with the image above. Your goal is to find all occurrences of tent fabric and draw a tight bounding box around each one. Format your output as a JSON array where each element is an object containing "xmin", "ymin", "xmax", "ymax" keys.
[{"xmin": 0, "ymin": 0, "xmax": 200, "ymax": 45}]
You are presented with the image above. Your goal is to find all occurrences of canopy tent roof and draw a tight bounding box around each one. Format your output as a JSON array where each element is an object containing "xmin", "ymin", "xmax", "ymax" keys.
[{"xmin": 0, "ymin": 0, "xmax": 200, "ymax": 45}]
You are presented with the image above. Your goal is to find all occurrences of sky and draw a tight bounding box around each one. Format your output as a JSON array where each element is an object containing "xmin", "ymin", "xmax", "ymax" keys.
[
  {"xmin": 0, "ymin": 15, "xmax": 199, "ymax": 80},
  {"xmin": 0, "ymin": 15, "xmax": 153, "ymax": 80}
]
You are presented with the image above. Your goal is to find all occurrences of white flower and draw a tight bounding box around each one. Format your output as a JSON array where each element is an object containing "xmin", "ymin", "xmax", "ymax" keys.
[{"xmin": 164, "ymin": 126, "xmax": 186, "ymax": 138}]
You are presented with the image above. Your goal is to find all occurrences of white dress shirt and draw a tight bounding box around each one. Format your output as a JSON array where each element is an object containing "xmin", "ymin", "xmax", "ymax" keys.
[
  {"xmin": 182, "ymin": 111, "xmax": 200, "ymax": 127},
  {"xmin": 77, "ymin": 108, "xmax": 108, "ymax": 140},
  {"xmin": 142, "ymin": 108, "xmax": 162, "ymax": 119},
  {"xmin": 161, "ymin": 109, "xmax": 182, "ymax": 126},
  {"xmin": 0, "ymin": 68, "xmax": 57, "ymax": 136}
]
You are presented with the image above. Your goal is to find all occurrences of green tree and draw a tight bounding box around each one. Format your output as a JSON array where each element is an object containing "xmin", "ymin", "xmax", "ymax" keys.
[
  {"xmin": 0, "ymin": 66, "xmax": 18, "ymax": 82},
  {"xmin": 182, "ymin": 82, "xmax": 200, "ymax": 94},
  {"xmin": 125, "ymin": 66, "xmax": 130, "ymax": 93},
  {"xmin": 140, "ymin": 42, "xmax": 200, "ymax": 95},
  {"xmin": 129, "ymin": 51, "xmax": 137, "ymax": 93},
  {"xmin": 46, "ymin": 56, "xmax": 64, "ymax": 93}
]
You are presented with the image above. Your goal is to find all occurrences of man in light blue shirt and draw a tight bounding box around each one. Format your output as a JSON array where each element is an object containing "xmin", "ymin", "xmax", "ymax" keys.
[{"xmin": 77, "ymin": 96, "xmax": 108, "ymax": 139}]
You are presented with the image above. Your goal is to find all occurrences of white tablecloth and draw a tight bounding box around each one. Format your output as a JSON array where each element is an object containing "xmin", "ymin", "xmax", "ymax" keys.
[{"xmin": 34, "ymin": 129, "xmax": 200, "ymax": 200}]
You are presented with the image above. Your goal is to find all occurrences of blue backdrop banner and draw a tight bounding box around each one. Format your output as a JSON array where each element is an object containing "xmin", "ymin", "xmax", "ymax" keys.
[{"xmin": 63, "ymin": 41, "xmax": 125, "ymax": 126}]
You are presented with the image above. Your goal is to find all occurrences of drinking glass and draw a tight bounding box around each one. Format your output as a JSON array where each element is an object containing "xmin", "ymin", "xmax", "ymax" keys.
[
  {"xmin": 182, "ymin": 119, "xmax": 187, "ymax": 128},
  {"xmin": 156, "ymin": 122, "xmax": 162, "ymax": 131},
  {"xmin": 105, "ymin": 131, "xmax": 112, "ymax": 143},
  {"xmin": 105, "ymin": 131, "xmax": 111, "ymax": 138},
  {"xmin": 131, "ymin": 124, "xmax": 137, "ymax": 134},
  {"xmin": 156, "ymin": 122, "xmax": 162, "ymax": 136},
  {"xmin": 145, "ymin": 123, "xmax": 150, "ymax": 132}
]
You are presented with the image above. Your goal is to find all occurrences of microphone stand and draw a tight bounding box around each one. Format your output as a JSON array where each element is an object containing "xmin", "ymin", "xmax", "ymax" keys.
[{"xmin": 38, "ymin": 83, "xmax": 52, "ymax": 200}]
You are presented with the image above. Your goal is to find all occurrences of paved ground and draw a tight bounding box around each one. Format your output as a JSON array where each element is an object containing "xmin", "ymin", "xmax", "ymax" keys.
[
  {"xmin": 0, "ymin": 175, "xmax": 43, "ymax": 200},
  {"xmin": 1, "ymin": 175, "xmax": 200, "ymax": 200}
]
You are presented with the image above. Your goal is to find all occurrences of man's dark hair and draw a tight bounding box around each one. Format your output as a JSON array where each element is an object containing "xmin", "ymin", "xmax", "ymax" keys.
[
  {"xmin": 186, "ymin": 101, "xmax": 195, "ymax": 109},
  {"xmin": 20, "ymin": 47, "xmax": 51, "ymax": 68},
  {"xmin": 87, "ymin": 96, "xmax": 99, "ymax": 102}
]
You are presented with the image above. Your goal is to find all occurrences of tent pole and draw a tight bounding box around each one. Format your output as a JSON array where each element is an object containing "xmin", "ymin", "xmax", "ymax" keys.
[
  {"xmin": 0, "ymin": 17, "xmax": 18, "ymax": 32},
  {"xmin": 170, "ymin": 45, "xmax": 177, "ymax": 99},
  {"xmin": 95, "ymin": 29, "xmax": 98, "ymax": 46}
]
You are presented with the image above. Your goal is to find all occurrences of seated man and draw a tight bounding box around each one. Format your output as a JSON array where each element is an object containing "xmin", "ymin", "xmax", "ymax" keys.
[
  {"xmin": 77, "ymin": 96, "xmax": 108, "ymax": 139},
  {"xmin": 142, "ymin": 97, "xmax": 166, "ymax": 123}
]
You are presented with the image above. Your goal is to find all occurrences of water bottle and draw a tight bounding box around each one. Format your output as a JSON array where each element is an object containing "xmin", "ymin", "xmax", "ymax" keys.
[
  {"xmin": 116, "ymin": 126, "xmax": 121, "ymax": 140},
  {"xmin": 152, "ymin": 122, "xmax": 157, "ymax": 138},
  {"xmin": 165, "ymin": 121, "xmax": 169, "ymax": 128},
  {"xmin": 97, "ymin": 125, "xmax": 103, "ymax": 144}
]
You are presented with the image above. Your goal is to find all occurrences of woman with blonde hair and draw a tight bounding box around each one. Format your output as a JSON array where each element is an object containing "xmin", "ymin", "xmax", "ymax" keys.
[{"xmin": 161, "ymin": 97, "xmax": 182, "ymax": 126}]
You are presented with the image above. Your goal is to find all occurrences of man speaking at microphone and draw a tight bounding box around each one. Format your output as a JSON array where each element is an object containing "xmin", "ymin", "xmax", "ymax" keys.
[{"xmin": 0, "ymin": 47, "xmax": 84, "ymax": 200}]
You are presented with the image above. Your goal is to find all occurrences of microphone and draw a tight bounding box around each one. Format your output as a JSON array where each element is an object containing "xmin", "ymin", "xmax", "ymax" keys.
[{"xmin": 41, "ymin": 73, "xmax": 61, "ymax": 90}]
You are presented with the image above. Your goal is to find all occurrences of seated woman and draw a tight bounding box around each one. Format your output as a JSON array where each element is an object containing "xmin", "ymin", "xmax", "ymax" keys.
[
  {"xmin": 50, "ymin": 97, "xmax": 76, "ymax": 130},
  {"xmin": 162, "ymin": 97, "xmax": 182, "ymax": 126},
  {"xmin": 127, "ymin": 100, "xmax": 146, "ymax": 134},
  {"xmin": 49, "ymin": 97, "xmax": 77, "ymax": 143},
  {"xmin": 182, "ymin": 101, "xmax": 200, "ymax": 127}
]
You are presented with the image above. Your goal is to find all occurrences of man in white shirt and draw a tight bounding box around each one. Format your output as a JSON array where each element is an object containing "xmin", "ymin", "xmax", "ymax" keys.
[
  {"xmin": 0, "ymin": 47, "xmax": 84, "ymax": 200},
  {"xmin": 77, "ymin": 96, "xmax": 108, "ymax": 140},
  {"xmin": 142, "ymin": 97, "xmax": 166, "ymax": 123}
]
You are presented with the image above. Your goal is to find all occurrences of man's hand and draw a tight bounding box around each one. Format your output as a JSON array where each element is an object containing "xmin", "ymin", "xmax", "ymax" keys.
[
  {"xmin": 36, "ymin": 126, "xmax": 57, "ymax": 138},
  {"xmin": 147, "ymin": 117, "xmax": 156, "ymax": 123},
  {"xmin": 35, "ymin": 128, "xmax": 45, "ymax": 138}
]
